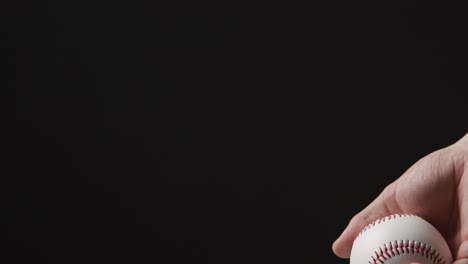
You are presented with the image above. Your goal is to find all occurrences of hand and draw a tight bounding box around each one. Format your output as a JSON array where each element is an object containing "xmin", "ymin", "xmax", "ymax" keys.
[{"xmin": 332, "ymin": 133, "xmax": 468, "ymax": 264}]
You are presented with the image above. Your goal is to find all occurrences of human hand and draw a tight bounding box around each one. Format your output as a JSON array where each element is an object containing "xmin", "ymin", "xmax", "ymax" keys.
[{"xmin": 332, "ymin": 133, "xmax": 468, "ymax": 264}]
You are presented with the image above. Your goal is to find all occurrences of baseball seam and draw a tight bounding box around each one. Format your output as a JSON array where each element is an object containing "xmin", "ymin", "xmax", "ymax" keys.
[
  {"xmin": 356, "ymin": 213, "xmax": 416, "ymax": 240},
  {"xmin": 369, "ymin": 240, "xmax": 446, "ymax": 264},
  {"xmin": 353, "ymin": 214, "xmax": 447, "ymax": 264}
]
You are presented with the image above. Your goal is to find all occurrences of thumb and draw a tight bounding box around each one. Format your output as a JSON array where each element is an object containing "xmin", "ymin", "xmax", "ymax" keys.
[
  {"xmin": 332, "ymin": 211, "xmax": 377, "ymax": 258},
  {"xmin": 332, "ymin": 186, "xmax": 398, "ymax": 258}
]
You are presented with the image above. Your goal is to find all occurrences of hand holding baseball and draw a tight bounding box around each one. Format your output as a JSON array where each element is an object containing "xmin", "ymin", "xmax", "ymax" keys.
[{"xmin": 333, "ymin": 133, "xmax": 468, "ymax": 264}]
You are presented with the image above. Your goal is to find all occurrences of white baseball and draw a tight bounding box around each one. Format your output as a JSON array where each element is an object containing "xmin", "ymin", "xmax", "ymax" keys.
[{"xmin": 350, "ymin": 214, "xmax": 453, "ymax": 264}]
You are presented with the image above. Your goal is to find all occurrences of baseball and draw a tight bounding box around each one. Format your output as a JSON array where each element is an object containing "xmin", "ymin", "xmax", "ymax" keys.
[{"xmin": 350, "ymin": 214, "xmax": 453, "ymax": 264}]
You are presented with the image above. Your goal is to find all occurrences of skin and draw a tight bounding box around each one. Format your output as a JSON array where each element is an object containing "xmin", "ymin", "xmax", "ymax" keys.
[{"xmin": 332, "ymin": 133, "xmax": 468, "ymax": 264}]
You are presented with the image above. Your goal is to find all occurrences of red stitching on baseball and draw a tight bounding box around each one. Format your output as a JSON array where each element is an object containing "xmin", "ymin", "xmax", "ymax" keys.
[
  {"xmin": 368, "ymin": 240, "xmax": 446, "ymax": 264},
  {"xmin": 355, "ymin": 214, "xmax": 447, "ymax": 264},
  {"xmin": 356, "ymin": 214, "xmax": 416, "ymax": 239}
]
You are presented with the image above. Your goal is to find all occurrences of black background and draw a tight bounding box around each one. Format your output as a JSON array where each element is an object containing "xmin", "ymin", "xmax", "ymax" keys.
[{"xmin": 8, "ymin": 2, "xmax": 467, "ymax": 263}]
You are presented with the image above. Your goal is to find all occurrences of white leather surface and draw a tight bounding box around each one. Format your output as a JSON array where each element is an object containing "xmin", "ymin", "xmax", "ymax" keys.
[{"xmin": 350, "ymin": 214, "xmax": 452, "ymax": 264}]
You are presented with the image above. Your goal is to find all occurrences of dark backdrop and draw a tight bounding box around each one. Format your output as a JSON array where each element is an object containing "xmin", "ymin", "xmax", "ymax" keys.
[{"xmin": 8, "ymin": 2, "xmax": 467, "ymax": 263}]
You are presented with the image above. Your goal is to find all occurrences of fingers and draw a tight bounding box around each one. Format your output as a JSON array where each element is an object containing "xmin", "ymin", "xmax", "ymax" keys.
[{"xmin": 453, "ymin": 260, "xmax": 468, "ymax": 264}]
